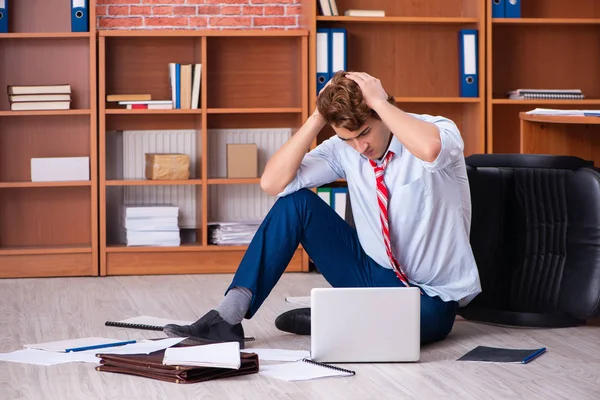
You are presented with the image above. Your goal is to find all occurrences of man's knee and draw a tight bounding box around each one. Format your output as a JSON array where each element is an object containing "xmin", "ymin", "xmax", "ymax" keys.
[{"xmin": 275, "ymin": 188, "xmax": 317, "ymax": 206}]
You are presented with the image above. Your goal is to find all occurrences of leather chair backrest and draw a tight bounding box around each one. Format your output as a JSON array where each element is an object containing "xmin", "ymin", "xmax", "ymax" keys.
[{"xmin": 462, "ymin": 154, "xmax": 600, "ymax": 326}]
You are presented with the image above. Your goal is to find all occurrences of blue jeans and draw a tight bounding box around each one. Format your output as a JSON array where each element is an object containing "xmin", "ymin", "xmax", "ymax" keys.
[{"xmin": 228, "ymin": 189, "xmax": 458, "ymax": 345}]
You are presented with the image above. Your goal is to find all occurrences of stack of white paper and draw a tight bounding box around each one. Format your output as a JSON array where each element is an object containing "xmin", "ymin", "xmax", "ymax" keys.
[
  {"xmin": 122, "ymin": 204, "xmax": 181, "ymax": 246},
  {"xmin": 208, "ymin": 221, "xmax": 262, "ymax": 245},
  {"xmin": 0, "ymin": 337, "xmax": 185, "ymax": 366},
  {"xmin": 163, "ymin": 341, "xmax": 241, "ymax": 369}
]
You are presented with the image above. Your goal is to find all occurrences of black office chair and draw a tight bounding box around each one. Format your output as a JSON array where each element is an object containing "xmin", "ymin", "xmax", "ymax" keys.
[{"xmin": 459, "ymin": 154, "xmax": 600, "ymax": 327}]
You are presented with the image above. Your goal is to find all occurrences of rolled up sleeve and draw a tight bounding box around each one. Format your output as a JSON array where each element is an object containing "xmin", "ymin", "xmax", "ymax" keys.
[
  {"xmin": 277, "ymin": 138, "xmax": 345, "ymax": 197},
  {"xmin": 418, "ymin": 114, "xmax": 465, "ymax": 172}
]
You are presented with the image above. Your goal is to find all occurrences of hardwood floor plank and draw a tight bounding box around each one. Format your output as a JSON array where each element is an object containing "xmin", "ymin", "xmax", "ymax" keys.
[{"xmin": 0, "ymin": 273, "xmax": 599, "ymax": 399}]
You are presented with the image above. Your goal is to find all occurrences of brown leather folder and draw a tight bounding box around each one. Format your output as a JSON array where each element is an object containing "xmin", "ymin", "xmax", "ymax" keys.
[{"xmin": 95, "ymin": 349, "xmax": 259, "ymax": 384}]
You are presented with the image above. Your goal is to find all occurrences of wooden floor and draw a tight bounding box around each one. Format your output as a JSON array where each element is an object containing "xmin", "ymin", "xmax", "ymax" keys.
[{"xmin": 0, "ymin": 272, "xmax": 599, "ymax": 399}]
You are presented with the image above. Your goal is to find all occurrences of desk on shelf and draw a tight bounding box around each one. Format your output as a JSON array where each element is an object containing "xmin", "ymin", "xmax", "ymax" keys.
[{"xmin": 519, "ymin": 112, "xmax": 600, "ymax": 165}]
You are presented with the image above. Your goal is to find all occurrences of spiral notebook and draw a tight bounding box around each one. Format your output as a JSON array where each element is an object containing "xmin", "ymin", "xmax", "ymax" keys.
[
  {"xmin": 106, "ymin": 316, "xmax": 256, "ymax": 342},
  {"xmin": 258, "ymin": 358, "xmax": 355, "ymax": 381},
  {"xmin": 105, "ymin": 316, "xmax": 194, "ymax": 332}
]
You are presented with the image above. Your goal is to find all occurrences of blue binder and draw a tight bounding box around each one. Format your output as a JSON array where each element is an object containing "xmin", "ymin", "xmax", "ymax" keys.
[
  {"xmin": 505, "ymin": 0, "xmax": 521, "ymax": 18},
  {"xmin": 329, "ymin": 27, "xmax": 347, "ymax": 76},
  {"xmin": 491, "ymin": 0, "xmax": 505, "ymax": 18},
  {"xmin": 0, "ymin": 0, "xmax": 8, "ymax": 34},
  {"xmin": 316, "ymin": 28, "xmax": 330, "ymax": 95},
  {"xmin": 71, "ymin": 0, "xmax": 89, "ymax": 32},
  {"xmin": 458, "ymin": 29, "xmax": 478, "ymax": 98}
]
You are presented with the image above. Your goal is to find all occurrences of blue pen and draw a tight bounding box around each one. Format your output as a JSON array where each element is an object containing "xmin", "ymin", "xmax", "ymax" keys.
[
  {"xmin": 522, "ymin": 347, "xmax": 546, "ymax": 364},
  {"xmin": 65, "ymin": 339, "xmax": 136, "ymax": 353}
]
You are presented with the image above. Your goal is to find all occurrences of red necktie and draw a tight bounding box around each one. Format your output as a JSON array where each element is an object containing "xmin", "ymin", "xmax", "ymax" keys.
[{"xmin": 369, "ymin": 151, "xmax": 410, "ymax": 287}]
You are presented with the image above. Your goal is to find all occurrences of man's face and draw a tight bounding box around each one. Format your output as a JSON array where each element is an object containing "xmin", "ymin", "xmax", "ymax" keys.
[{"xmin": 333, "ymin": 117, "xmax": 391, "ymax": 160}]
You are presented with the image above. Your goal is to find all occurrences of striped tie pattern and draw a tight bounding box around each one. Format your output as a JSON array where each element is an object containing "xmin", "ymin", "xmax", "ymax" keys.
[{"xmin": 369, "ymin": 151, "xmax": 410, "ymax": 287}]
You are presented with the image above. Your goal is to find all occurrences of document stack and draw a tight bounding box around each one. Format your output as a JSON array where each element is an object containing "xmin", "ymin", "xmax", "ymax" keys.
[
  {"xmin": 207, "ymin": 221, "xmax": 262, "ymax": 246},
  {"xmin": 507, "ymin": 89, "xmax": 585, "ymax": 100},
  {"xmin": 7, "ymin": 84, "xmax": 71, "ymax": 111},
  {"xmin": 122, "ymin": 205, "xmax": 180, "ymax": 247}
]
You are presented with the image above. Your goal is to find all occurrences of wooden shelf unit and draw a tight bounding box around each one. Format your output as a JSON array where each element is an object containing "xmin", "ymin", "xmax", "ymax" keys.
[
  {"xmin": 487, "ymin": 0, "xmax": 600, "ymax": 153},
  {"xmin": 304, "ymin": 0, "xmax": 486, "ymax": 157},
  {"xmin": 98, "ymin": 30, "xmax": 310, "ymax": 276},
  {"xmin": 0, "ymin": 0, "xmax": 97, "ymax": 278}
]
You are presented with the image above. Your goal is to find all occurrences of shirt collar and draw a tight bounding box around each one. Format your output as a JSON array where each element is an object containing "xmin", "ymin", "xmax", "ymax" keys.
[{"xmin": 362, "ymin": 134, "xmax": 403, "ymax": 166}]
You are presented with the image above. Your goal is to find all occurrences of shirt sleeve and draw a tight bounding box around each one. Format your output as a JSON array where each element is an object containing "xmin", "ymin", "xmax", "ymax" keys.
[
  {"xmin": 276, "ymin": 137, "xmax": 345, "ymax": 197},
  {"xmin": 416, "ymin": 114, "xmax": 465, "ymax": 172}
]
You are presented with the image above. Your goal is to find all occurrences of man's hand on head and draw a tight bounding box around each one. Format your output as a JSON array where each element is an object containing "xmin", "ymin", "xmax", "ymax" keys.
[{"xmin": 345, "ymin": 72, "xmax": 389, "ymax": 111}]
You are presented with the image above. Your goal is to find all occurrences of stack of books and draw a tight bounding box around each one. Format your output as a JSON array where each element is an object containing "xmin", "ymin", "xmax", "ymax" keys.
[
  {"xmin": 208, "ymin": 221, "xmax": 262, "ymax": 246},
  {"xmin": 8, "ymin": 84, "xmax": 71, "ymax": 111},
  {"xmin": 169, "ymin": 63, "xmax": 202, "ymax": 109},
  {"xmin": 106, "ymin": 94, "xmax": 173, "ymax": 110},
  {"xmin": 121, "ymin": 205, "xmax": 181, "ymax": 247}
]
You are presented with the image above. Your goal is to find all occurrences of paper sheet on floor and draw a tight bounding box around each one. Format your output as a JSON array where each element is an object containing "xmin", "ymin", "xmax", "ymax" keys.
[
  {"xmin": 0, "ymin": 337, "xmax": 186, "ymax": 366},
  {"xmin": 242, "ymin": 348, "xmax": 310, "ymax": 362},
  {"xmin": 259, "ymin": 359, "xmax": 355, "ymax": 381}
]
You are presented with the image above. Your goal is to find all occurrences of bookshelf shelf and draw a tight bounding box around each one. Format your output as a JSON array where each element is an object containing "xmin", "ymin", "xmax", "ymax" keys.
[
  {"xmin": 0, "ymin": 110, "xmax": 92, "ymax": 117},
  {"xmin": 0, "ymin": 0, "xmax": 97, "ymax": 278},
  {"xmin": 486, "ymin": 0, "xmax": 600, "ymax": 153},
  {"xmin": 394, "ymin": 97, "xmax": 481, "ymax": 104},
  {"xmin": 207, "ymin": 178, "xmax": 261, "ymax": 185},
  {"xmin": 106, "ymin": 244, "xmax": 205, "ymax": 253},
  {"xmin": 105, "ymin": 109, "xmax": 203, "ymax": 115},
  {"xmin": 99, "ymin": 30, "xmax": 309, "ymax": 276},
  {"xmin": 0, "ymin": 181, "xmax": 92, "ymax": 188},
  {"xmin": 492, "ymin": 18, "xmax": 600, "ymax": 25},
  {"xmin": 207, "ymin": 108, "xmax": 303, "ymax": 114},
  {"xmin": 105, "ymin": 179, "xmax": 204, "ymax": 187},
  {"xmin": 0, "ymin": 245, "xmax": 92, "ymax": 256},
  {"xmin": 316, "ymin": 16, "xmax": 479, "ymax": 24},
  {"xmin": 0, "ymin": 33, "xmax": 92, "ymax": 39}
]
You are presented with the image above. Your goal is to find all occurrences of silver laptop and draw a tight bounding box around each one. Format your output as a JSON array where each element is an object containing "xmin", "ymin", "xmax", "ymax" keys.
[{"xmin": 310, "ymin": 287, "xmax": 421, "ymax": 363}]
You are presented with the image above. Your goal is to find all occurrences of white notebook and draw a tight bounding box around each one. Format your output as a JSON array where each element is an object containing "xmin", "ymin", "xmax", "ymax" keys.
[{"xmin": 259, "ymin": 358, "xmax": 355, "ymax": 381}]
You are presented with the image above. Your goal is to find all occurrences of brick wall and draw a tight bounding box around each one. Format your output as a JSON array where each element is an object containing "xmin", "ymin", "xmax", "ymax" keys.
[{"xmin": 96, "ymin": 0, "xmax": 304, "ymax": 30}]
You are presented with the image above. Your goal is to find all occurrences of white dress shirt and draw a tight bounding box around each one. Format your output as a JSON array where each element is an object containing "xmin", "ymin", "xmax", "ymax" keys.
[{"xmin": 277, "ymin": 113, "xmax": 482, "ymax": 306}]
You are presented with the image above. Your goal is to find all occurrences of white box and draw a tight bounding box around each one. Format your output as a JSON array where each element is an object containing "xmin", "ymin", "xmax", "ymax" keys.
[{"xmin": 31, "ymin": 157, "xmax": 90, "ymax": 182}]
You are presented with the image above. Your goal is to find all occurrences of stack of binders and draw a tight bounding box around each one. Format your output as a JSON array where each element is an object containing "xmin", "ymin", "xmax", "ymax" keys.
[
  {"xmin": 316, "ymin": 27, "xmax": 347, "ymax": 95},
  {"xmin": 0, "ymin": 1, "xmax": 89, "ymax": 33},
  {"xmin": 491, "ymin": 0, "xmax": 521, "ymax": 18},
  {"xmin": 316, "ymin": 187, "xmax": 354, "ymax": 228}
]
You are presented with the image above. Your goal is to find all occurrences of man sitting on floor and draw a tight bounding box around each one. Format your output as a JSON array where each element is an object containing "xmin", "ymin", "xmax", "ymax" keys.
[{"xmin": 164, "ymin": 71, "xmax": 482, "ymax": 348}]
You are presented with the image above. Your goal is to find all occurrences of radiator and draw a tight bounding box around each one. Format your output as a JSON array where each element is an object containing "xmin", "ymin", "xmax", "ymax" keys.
[
  {"xmin": 122, "ymin": 129, "xmax": 199, "ymax": 229},
  {"xmin": 207, "ymin": 128, "xmax": 292, "ymax": 222}
]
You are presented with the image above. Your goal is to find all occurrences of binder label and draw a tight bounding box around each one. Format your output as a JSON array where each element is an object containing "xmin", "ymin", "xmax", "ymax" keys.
[{"xmin": 463, "ymin": 34, "xmax": 476, "ymax": 76}]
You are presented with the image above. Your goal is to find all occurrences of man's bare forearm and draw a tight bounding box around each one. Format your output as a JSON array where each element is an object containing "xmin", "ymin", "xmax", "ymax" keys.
[
  {"xmin": 260, "ymin": 113, "xmax": 326, "ymax": 196},
  {"xmin": 371, "ymin": 99, "xmax": 441, "ymax": 163}
]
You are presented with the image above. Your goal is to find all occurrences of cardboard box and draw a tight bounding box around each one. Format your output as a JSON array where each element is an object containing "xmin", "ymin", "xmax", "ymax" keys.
[
  {"xmin": 31, "ymin": 157, "xmax": 90, "ymax": 182},
  {"xmin": 145, "ymin": 153, "xmax": 190, "ymax": 180},
  {"xmin": 227, "ymin": 144, "xmax": 258, "ymax": 178}
]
